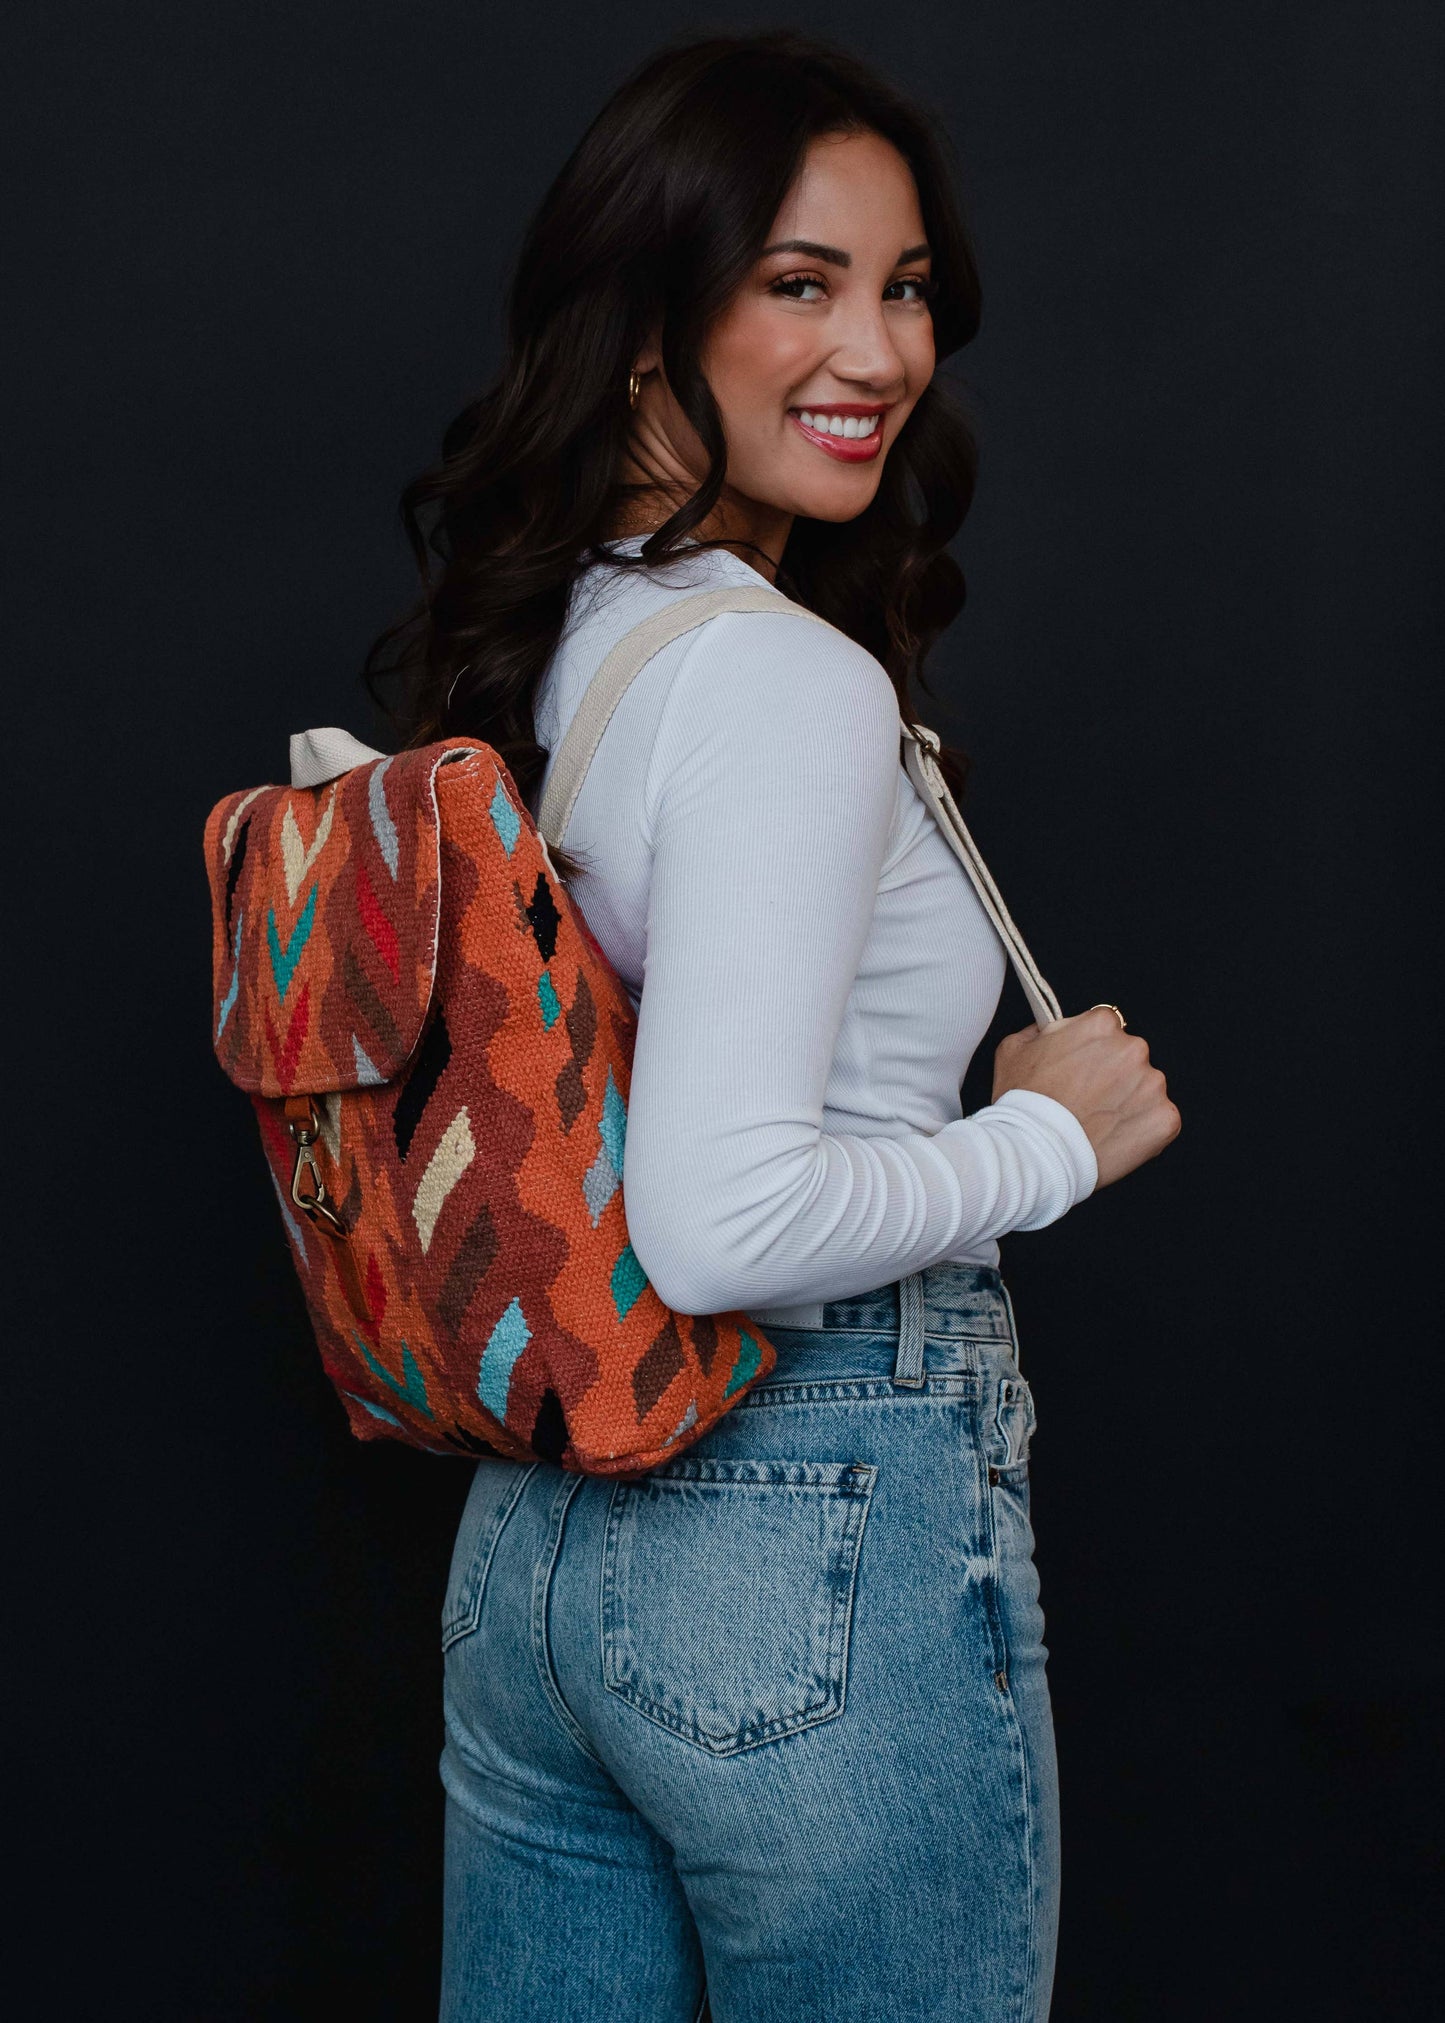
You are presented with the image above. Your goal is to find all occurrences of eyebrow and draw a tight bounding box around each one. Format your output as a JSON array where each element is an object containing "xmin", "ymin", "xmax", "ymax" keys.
[{"xmin": 761, "ymin": 239, "xmax": 932, "ymax": 268}]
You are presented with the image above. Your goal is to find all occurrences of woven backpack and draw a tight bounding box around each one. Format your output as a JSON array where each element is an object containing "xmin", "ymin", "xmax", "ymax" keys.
[{"xmin": 205, "ymin": 584, "xmax": 1061, "ymax": 1477}]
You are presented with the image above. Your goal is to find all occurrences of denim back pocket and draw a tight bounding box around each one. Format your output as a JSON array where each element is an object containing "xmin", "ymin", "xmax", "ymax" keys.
[{"xmin": 601, "ymin": 1456, "xmax": 877, "ymax": 1756}]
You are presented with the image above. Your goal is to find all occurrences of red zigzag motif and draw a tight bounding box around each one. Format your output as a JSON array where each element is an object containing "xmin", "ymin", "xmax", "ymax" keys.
[
  {"xmin": 263, "ymin": 981, "xmax": 311, "ymax": 1090},
  {"xmin": 356, "ymin": 862, "xmax": 400, "ymax": 982}
]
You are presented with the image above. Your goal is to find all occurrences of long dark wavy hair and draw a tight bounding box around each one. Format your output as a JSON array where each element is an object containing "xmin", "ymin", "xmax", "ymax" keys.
[{"xmin": 365, "ymin": 29, "xmax": 984, "ymax": 879}]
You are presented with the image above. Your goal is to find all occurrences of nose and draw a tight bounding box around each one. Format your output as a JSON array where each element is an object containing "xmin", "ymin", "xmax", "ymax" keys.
[{"xmin": 826, "ymin": 296, "xmax": 908, "ymax": 396}]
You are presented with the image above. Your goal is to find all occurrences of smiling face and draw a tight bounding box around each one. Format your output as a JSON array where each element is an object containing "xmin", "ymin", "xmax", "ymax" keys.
[{"xmin": 624, "ymin": 128, "xmax": 937, "ymax": 568}]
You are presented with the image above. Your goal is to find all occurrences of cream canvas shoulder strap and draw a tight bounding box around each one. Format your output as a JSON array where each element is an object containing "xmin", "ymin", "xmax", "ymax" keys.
[{"xmin": 535, "ymin": 584, "xmax": 1062, "ymax": 1028}]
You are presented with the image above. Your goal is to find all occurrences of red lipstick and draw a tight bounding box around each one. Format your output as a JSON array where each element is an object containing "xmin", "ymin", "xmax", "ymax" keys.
[{"xmin": 787, "ymin": 403, "xmax": 888, "ymax": 463}]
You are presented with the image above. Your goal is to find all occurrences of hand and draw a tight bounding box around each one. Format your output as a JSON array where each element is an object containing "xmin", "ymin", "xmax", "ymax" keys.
[{"xmin": 992, "ymin": 1006, "xmax": 1181, "ymax": 1190}]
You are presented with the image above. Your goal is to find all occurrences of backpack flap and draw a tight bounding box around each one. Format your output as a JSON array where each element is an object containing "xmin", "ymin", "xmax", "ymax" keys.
[{"xmin": 205, "ymin": 741, "xmax": 489, "ymax": 1097}]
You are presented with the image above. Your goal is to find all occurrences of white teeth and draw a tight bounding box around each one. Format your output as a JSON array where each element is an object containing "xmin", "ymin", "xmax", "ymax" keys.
[{"xmin": 795, "ymin": 410, "xmax": 881, "ymax": 438}]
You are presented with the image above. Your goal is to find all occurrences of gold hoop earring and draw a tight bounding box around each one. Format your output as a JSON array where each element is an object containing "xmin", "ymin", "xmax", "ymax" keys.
[{"xmin": 628, "ymin": 370, "xmax": 642, "ymax": 410}]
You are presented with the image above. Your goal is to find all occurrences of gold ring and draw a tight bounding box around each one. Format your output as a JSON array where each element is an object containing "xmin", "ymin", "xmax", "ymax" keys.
[{"xmin": 1090, "ymin": 1002, "xmax": 1127, "ymax": 1029}]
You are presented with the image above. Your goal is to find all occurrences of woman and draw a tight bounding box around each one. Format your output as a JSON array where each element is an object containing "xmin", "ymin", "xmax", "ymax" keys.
[{"xmin": 369, "ymin": 30, "xmax": 1180, "ymax": 2021}]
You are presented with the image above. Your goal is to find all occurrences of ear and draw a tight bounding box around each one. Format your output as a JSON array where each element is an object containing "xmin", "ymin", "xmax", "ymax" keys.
[{"xmin": 632, "ymin": 325, "xmax": 663, "ymax": 377}]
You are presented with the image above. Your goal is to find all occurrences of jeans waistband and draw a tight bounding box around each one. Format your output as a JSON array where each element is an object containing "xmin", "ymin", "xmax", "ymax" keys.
[{"xmin": 748, "ymin": 1261, "xmax": 1020, "ymax": 1388}]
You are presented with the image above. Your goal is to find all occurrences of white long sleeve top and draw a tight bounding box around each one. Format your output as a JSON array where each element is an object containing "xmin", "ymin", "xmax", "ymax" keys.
[{"xmin": 530, "ymin": 537, "xmax": 1096, "ymax": 1321}]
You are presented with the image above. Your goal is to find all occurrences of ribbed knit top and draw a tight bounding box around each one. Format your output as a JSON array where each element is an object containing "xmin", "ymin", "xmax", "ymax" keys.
[{"xmin": 531, "ymin": 538, "xmax": 1096, "ymax": 1317}]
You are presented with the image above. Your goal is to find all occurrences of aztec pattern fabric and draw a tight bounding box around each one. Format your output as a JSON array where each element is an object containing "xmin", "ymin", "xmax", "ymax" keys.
[{"xmin": 204, "ymin": 740, "xmax": 777, "ymax": 1477}]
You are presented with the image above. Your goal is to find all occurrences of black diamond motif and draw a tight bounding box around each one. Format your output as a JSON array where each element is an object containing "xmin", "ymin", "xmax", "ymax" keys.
[
  {"xmin": 392, "ymin": 1009, "xmax": 452, "ymax": 1162},
  {"xmin": 224, "ymin": 818, "xmax": 250, "ymax": 935},
  {"xmin": 525, "ymin": 872, "xmax": 561, "ymax": 964},
  {"xmin": 530, "ymin": 1387, "xmax": 567, "ymax": 1464}
]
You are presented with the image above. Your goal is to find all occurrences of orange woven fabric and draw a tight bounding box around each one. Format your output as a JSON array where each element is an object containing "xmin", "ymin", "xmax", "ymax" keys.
[{"xmin": 204, "ymin": 739, "xmax": 777, "ymax": 1476}]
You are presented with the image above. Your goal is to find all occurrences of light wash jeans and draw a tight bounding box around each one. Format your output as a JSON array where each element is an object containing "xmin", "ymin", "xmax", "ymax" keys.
[{"xmin": 438, "ymin": 1261, "xmax": 1059, "ymax": 2021}]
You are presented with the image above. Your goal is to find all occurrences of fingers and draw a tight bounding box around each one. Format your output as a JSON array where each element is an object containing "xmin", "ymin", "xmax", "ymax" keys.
[
  {"xmin": 1076, "ymin": 1004, "xmax": 1126, "ymax": 1037},
  {"xmin": 1076, "ymin": 1008, "xmax": 1153, "ymax": 1070}
]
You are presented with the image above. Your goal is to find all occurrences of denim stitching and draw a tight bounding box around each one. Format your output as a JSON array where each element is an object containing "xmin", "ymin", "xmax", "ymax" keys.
[
  {"xmin": 827, "ymin": 1463, "xmax": 876, "ymax": 1734},
  {"xmin": 975, "ymin": 1388, "xmax": 1012, "ymax": 1687},
  {"xmin": 530, "ymin": 1470, "xmax": 606, "ymax": 1768},
  {"xmin": 1016, "ymin": 1701, "xmax": 1038, "ymax": 2023},
  {"xmin": 1000, "ymin": 1279, "xmax": 1025, "ymax": 1375},
  {"xmin": 737, "ymin": 1375, "xmax": 977, "ymax": 1409},
  {"xmin": 759, "ymin": 1322, "xmax": 1012, "ymax": 1343},
  {"xmin": 617, "ymin": 1455, "xmax": 866, "ymax": 1485},
  {"xmin": 893, "ymin": 1270, "xmax": 927, "ymax": 1387},
  {"xmin": 441, "ymin": 1462, "xmax": 537, "ymax": 1651},
  {"xmin": 980, "ymin": 1378, "xmax": 1039, "ymax": 2020}
]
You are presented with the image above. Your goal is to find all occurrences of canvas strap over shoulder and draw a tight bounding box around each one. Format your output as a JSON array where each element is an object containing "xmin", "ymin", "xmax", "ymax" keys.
[
  {"xmin": 535, "ymin": 585, "xmax": 1062, "ymax": 1028},
  {"xmin": 898, "ymin": 727, "xmax": 1062, "ymax": 1027},
  {"xmin": 535, "ymin": 586, "xmax": 806, "ymax": 845}
]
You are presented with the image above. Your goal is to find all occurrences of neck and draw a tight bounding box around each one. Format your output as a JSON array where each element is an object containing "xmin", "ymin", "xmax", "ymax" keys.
[{"xmin": 607, "ymin": 486, "xmax": 792, "ymax": 583}]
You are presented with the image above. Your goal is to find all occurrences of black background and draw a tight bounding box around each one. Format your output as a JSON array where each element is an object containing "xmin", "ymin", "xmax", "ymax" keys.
[{"xmin": 8, "ymin": 2, "xmax": 1442, "ymax": 2017}]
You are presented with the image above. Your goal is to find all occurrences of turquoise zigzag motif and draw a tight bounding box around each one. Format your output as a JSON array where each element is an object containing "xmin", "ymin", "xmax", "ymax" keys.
[
  {"xmin": 723, "ymin": 1331, "xmax": 762, "ymax": 1400},
  {"xmin": 266, "ymin": 882, "xmax": 317, "ymax": 1000},
  {"xmin": 583, "ymin": 1067, "xmax": 629, "ymax": 1227},
  {"xmin": 351, "ymin": 1330, "xmax": 433, "ymax": 1419},
  {"xmin": 478, "ymin": 1297, "xmax": 531, "ymax": 1421},
  {"xmin": 345, "ymin": 1390, "xmax": 403, "ymax": 1427},
  {"xmin": 598, "ymin": 1066, "xmax": 627, "ymax": 1173},
  {"xmin": 216, "ymin": 908, "xmax": 244, "ymax": 1038},
  {"xmin": 611, "ymin": 1243, "xmax": 648, "ymax": 1321},
  {"xmin": 489, "ymin": 776, "xmax": 521, "ymax": 856},
  {"xmin": 537, "ymin": 968, "xmax": 561, "ymax": 1030}
]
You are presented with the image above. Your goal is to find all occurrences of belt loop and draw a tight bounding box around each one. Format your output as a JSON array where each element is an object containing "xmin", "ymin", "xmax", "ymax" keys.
[
  {"xmin": 893, "ymin": 1271, "xmax": 927, "ymax": 1388},
  {"xmin": 1000, "ymin": 1279, "xmax": 1022, "ymax": 1374}
]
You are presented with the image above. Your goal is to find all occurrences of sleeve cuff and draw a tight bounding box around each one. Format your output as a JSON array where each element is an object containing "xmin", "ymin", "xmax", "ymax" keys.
[{"xmin": 994, "ymin": 1087, "xmax": 1099, "ymax": 1206}]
